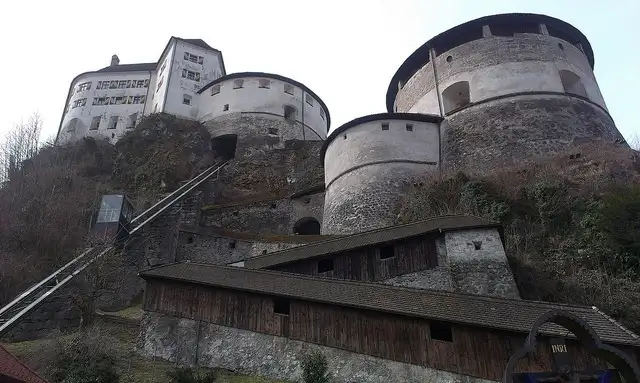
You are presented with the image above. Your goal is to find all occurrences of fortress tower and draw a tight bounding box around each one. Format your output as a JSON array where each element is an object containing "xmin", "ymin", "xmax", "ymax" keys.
[{"xmin": 386, "ymin": 13, "xmax": 625, "ymax": 171}]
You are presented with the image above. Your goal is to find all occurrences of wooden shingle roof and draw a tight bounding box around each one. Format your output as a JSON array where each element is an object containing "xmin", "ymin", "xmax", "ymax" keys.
[
  {"xmin": 140, "ymin": 262, "xmax": 640, "ymax": 347},
  {"xmin": 0, "ymin": 344, "xmax": 48, "ymax": 383},
  {"xmin": 244, "ymin": 215, "xmax": 500, "ymax": 269}
]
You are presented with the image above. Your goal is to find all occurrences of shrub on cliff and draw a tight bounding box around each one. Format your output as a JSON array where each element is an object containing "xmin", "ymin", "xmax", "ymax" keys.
[
  {"xmin": 301, "ymin": 350, "xmax": 330, "ymax": 383},
  {"xmin": 396, "ymin": 143, "xmax": 640, "ymax": 332},
  {"xmin": 166, "ymin": 367, "xmax": 218, "ymax": 383}
]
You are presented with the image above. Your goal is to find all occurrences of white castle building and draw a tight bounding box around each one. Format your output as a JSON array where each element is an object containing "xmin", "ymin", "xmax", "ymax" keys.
[{"xmin": 55, "ymin": 37, "xmax": 330, "ymax": 144}]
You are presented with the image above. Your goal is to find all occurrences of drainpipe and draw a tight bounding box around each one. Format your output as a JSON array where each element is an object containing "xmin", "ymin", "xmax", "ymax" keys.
[
  {"xmin": 301, "ymin": 91, "xmax": 306, "ymax": 141},
  {"xmin": 429, "ymin": 47, "xmax": 444, "ymax": 173}
]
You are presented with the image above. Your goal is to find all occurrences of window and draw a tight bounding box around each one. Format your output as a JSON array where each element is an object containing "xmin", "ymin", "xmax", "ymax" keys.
[
  {"xmin": 77, "ymin": 82, "xmax": 91, "ymax": 92},
  {"xmin": 223, "ymin": 104, "xmax": 229, "ymax": 111},
  {"xmin": 259, "ymin": 79, "xmax": 270, "ymax": 89},
  {"xmin": 430, "ymin": 321, "xmax": 453, "ymax": 342},
  {"xmin": 109, "ymin": 116, "xmax": 118, "ymax": 129},
  {"xmin": 379, "ymin": 245, "xmax": 394, "ymax": 260},
  {"xmin": 320, "ymin": 108, "xmax": 325, "ymax": 121},
  {"xmin": 233, "ymin": 79, "xmax": 244, "ymax": 89},
  {"xmin": 473, "ymin": 241, "xmax": 482, "ymax": 250},
  {"xmin": 381, "ymin": 123, "xmax": 389, "ymax": 131},
  {"xmin": 132, "ymin": 95, "xmax": 145, "ymax": 104},
  {"xmin": 184, "ymin": 52, "xmax": 203, "ymax": 64},
  {"xmin": 159, "ymin": 61, "xmax": 167, "ymax": 76},
  {"xmin": 66, "ymin": 118, "xmax": 78, "ymax": 132},
  {"xmin": 559, "ymin": 70, "xmax": 588, "ymax": 98},
  {"xmin": 118, "ymin": 80, "xmax": 127, "ymax": 89},
  {"xmin": 114, "ymin": 96, "xmax": 124, "ymax": 105},
  {"xmin": 183, "ymin": 94, "xmax": 192, "ymax": 105},
  {"xmin": 284, "ymin": 83, "xmax": 294, "ymax": 95},
  {"xmin": 72, "ymin": 98, "xmax": 86, "ymax": 108},
  {"xmin": 406, "ymin": 124, "xmax": 413, "ymax": 131},
  {"xmin": 210, "ymin": 84, "xmax": 221, "ymax": 95},
  {"xmin": 442, "ymin": 81, "xmax": 471, "ymax": 114},
  {"xmin": 305, "ymin": 94, "xmax": 314, "ymax": 106},
  {"xmin": 181, "ymin": 69, "xmax": 201, "ymax": 82},
  {"xmin": 284, "ymin": 105, "xmax": 297, "ymax": 121},
  {"xmin": 156, "ymin": 77, "xmax": 164, "ymax": 91},
  {"xmin": 109, "ymin": 81, "xmax": 118, "ymax": 89},
  {"xmin": 125, "ymin": 96, "xmax": 133, "ymax": 104},
  {"xmin": 229, "ymin": 241, "xmax": 236, "ymax": 249},
  {"xmin": 318, "ymin": 258, "xmax": 334, "ymax": 273},
  {"xmin": 128, "ymin": 113, "xmax": 138, "ymax": 129},
  {"xmin": 268, "ymin": 128, "xmax": 278, "ymax": 135},
  {"xmin": 143, "ymin": 79, "xmax": 149, "ymax": 88},
  {"xmin": 293, "ymin": 217, "xmax": 320, "ymax": 235},
  {"xmin": 273, "ymin": 298, "xmax": 290, "ymax": 315},
  {"xmin": 97, "ymin": 81, "xmax": 106, "ymax": 89},
  {"xmin": 90, "ymin": 116, "xmax": 101, "ymax": 130}
]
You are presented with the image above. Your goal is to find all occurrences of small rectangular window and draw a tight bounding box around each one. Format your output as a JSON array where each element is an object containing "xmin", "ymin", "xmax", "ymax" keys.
[
  {"xmin": 381, "ymin": 123, "xmax": 390, "ymax": 131},
  {"xmin": 90, "ymin": 116, "xmax": 101, "ymax": 130},
  {"xmin": 109, "ymin": 81, "xmax": 118, "ymax": 89},
  {"xmin": 268, "ymin": 127, "xmax": 278, "ymax": 135},
  {"xmin": 109, "ymin": 116, "xmax": 118, "ymax": 129},
  {"xmin": 210, "ymin": 84, "xmax": 221, "ymax": 95},
  {"xmin": 406, "ymin": 124, "xmax": 413, "ymax": 131},
  {"xmin": 223, "ymin": 104, "xmax": 229, "ymax": 111},
  {"xmin": 379, "ymin": 244, "xmax": 394, "ymax": 259},
  {"xmin": 430, "ymin": 321, "xmax": 453, "ymax": 342},
  {"xmin": 156, "ymin": 77, "xmax": 164, "ymax": 91},
  {"xmin": 118, "ymin": 80, "xmax": 127, "ymax": 89},
  {"xmin": 183, "ymin": 94, "xmax": 192, "ymax": 105},
  {"xmin": 259, "ymin": 79, "xmax": 270, "ymax": 89},
  {"xmin": 284, "ymin": 84, "xmax": 294, "ymax": 95},
  {"xmin": 274, "ymin": 298, "xmax": 290, "ymax": 315},
  {"xmin": 473, "ymin": 241, "xmax": 482, "ymax": 250},
  {"xmin": 305, "ymin": 94, "xmax": 314, "ymax": 106},
  {"xmin": 233, "ymin": 79, "xmax": 244, "ymax": 89},
  {"xmin": 198, "ymin": 56, "xmax": 204, "ymax": 65},
  {"xmin": 128, "ymin": 113, "xmax": 138, "ymax": 129},
  {"xmin": 318, "ymin": 258, "xmax": 334, "ymax": 273}
]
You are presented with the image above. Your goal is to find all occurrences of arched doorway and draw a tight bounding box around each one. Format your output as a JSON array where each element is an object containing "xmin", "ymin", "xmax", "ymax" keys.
[
  {"xmin": 211, "ymin": 134, "xmax": 238, "ymax": 161},
  {"xmin": 293, "ymin": 217, "xmax": 320, "ymax": 235}
]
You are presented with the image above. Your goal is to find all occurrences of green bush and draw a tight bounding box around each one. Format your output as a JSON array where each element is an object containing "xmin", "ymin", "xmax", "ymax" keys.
[
  {"xmin": 301, "ymin": 350, "xmax": 330, "ymax": 383},
  {"xmin": 47, "ymin": 328, "xmax": 120, "ymax": 383},
  {"xmin": 166, "ymin": 367, "xmax": 218, "ymax": 383}
]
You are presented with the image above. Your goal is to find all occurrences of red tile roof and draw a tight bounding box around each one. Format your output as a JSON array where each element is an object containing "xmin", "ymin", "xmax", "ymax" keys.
[{"xmin": 0, "ymin": 343, "xmax": 48, "ymax": 383}]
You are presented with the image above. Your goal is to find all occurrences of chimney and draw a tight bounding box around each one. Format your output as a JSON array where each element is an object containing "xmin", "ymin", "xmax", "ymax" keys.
[{"xmin": 110, "ymin": 54, "xmax": 120, "ymax": 67}]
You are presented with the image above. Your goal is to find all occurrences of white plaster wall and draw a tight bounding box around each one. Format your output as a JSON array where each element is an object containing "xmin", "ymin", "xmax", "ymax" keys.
[
  {"xmin": 150, "ymin": 44, "xmax": 175, "ymax": 114},
  {"xmin": 324, "ymin": 119, "xmax": 440, "ymax": 186},
  {"xmin": 163, "ymin": 41, "xmax": 224, "ymax": 119},
  {"xmin": 445, "ymin": 228, "xmax": 507, "ymax": 263},
  {"xmin": 198, "ymin": 76, "xmax": 328, "ymax": 139},
  {"xmin": 58, "ymin": 70, "xmax": 154, "ymax": 144}
]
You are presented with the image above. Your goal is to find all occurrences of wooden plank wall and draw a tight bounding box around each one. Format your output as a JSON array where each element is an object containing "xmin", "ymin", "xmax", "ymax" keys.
[
  {"xmin": 274, "ymin": 234, "xmax": 439, "ymax": 281},
  {"xmin": 144, "ymin": 279, "xmax": 613, "ymax": 381}
]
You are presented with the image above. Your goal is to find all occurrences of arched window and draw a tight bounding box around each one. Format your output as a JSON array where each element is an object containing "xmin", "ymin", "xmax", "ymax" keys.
[
  {"xmin": 559, "ymin": 70, "xmax": 588, "ymax": 98},
  {"xmin": 284, "ymin": 105, "xmax": 297, "ymax": 121},
  {"xmin": 442, "ymin": 81, "xmax": 470, "ymax": 114},
  {"xmin": 293, "ymin": 217, "xmax": 320, "ymax": 235}
]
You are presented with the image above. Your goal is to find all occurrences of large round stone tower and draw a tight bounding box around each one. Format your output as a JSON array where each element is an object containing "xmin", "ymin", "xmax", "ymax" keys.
[
  {"xmin": 386, "ymin": 13, "xmax": 625, "ymax": 171},
  {"xmin": 321, "ymin": 113, "xmax": 442, "ymax": 235}
]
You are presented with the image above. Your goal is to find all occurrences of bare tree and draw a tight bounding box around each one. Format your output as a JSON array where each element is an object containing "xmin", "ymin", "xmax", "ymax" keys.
[{"xmin": 0, "ymin": 113, "xmax": 43, "ymax": 183}]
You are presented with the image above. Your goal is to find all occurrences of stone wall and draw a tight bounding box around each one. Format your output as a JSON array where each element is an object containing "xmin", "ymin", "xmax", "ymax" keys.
[
  {"xmin": 441, "ymin": 94, "xmax": 622, "ymax": 173},
  {"xmin": 139, "ymin": 311, "xmax": 498, "ymax": 383}
]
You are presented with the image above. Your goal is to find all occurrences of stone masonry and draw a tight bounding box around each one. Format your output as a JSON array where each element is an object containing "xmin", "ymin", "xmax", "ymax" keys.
[{"xmin": 139, "ymin": 311, "xmax": 498, "ymax": 383}]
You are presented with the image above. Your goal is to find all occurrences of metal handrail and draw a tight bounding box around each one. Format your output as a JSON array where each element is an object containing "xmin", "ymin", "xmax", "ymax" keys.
[
  {"xmin": 0, "ymin": 247, "xmax": 113, "ymax": 334},
  {"xmin": 0, "ymin": 247, "xmax": 95, "ymax": 317},
  {"xmin": 130, "ymin": 162, "xmax": 221, "ymax": 224},
  {"xmin": 129, "ymin": 161, "xmax": 228, "ymax": 234}
]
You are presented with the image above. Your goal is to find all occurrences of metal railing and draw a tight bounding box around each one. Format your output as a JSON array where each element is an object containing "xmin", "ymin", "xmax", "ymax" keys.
[{"xmin": 0, "ymin": 160, "xmax": 229, "ymax": 336}]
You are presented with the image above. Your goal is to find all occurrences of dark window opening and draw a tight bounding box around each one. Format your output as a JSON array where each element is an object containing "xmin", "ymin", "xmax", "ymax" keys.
[
  {"xmin": 473, "ymin": 241, "xmax": 482, "ymax": 250},
  {"xmin": 293, "ymin": 217, "xmax": 320, "ymax": 235},
  {"xmin": 558, "ymin": 43, "xmax": 564, "ymax": 50},
  {"xmin": 406, "ymin": 124, "xmax": 413, "ymax": 131},
  {"xmin": 274, "ymin": 297, "xmax": 290, "ymax": 315},
  {"xmin": 187, "ymin": 236, "xmax": 194, "ymax": 244},
  {"xmin": 270, "ymin": 203, "xmax": 277, "ymax": 209},
  {"xmin": 379, "ymin": 245, "xmax": 394, "ymax": 260},
  {"xmin": 211, "ymin": 134, "xmax": 238, "ymax": 161},
  {"xmin": 304, "ymin": 197, "xmax": 311, "ymax": 204},
  {"xmin": 381, "ymin": 123, "xmax": 389, "ymax": 131},
  {"xmin": 430, "ymin": 321, "xmax": 453, "ymax": 342},
  {"xmin": 262, "ymin": 249, "xmax": 268, "ymax": 254},
  {"xmin": 318, "ymin": 258, "xmax": 334, "ymax": 273},
  {"xmin": 223, "ymin": 104, "xmax": 229, "ymax": 111},
  {"xmin": 343, "ymin": 134, "xmax": 347, "ymax": 139},
  {"xmin": 446, "ymin": 55, "xmax": 453, "ymax": 63},
  {"xmin": 232, "ymin": 211, "xmax": 239, "ymax": 216},
  {"xmin": 284, "ymin": 105, "xmax": 297, "ymax": 121},
  {"xmin": 268, "ymin": 128, "xmax": 278, "ymax": 135},
  {"xmin": 229, "ymin": 241, "xmax": 236, "ymax": 249}
]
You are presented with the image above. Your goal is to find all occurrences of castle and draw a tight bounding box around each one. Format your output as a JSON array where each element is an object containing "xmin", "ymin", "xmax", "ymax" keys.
[{"xmin": 48, "ymin": 13, "xmax": 640, "ymax": 382}]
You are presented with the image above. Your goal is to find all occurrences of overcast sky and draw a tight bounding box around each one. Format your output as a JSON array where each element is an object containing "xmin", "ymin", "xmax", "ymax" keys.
[{"xmin": 1, "ymin": 0, "xmax": 638, "ymax": 141}]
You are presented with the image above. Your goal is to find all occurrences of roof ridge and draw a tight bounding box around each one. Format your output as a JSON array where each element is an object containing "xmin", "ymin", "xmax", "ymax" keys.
[
  {"xmin": 149, "ymin": 261, "xmax": 597, "ymax": 311},
  {"xmin": 245, "ymin": 214, "xmax": 493, "ymax": 262},
  {"xmin": 591, "ymin": 305, "xmax": 640, "ymax": 340}
]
